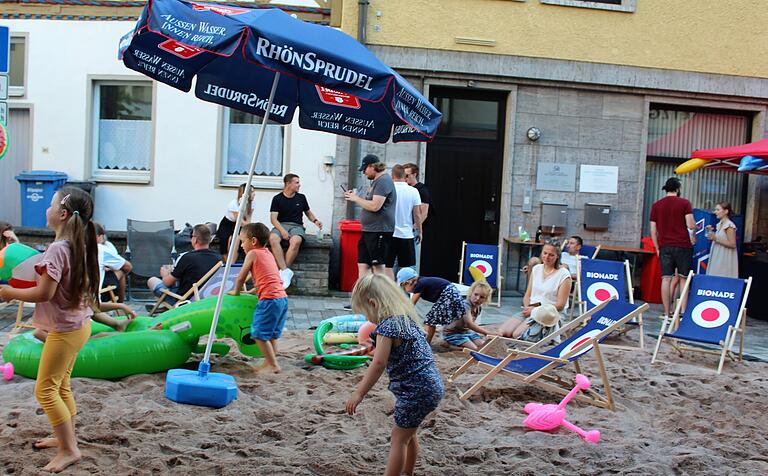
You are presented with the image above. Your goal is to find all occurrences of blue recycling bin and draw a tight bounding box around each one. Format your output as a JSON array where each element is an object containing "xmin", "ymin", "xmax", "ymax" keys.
[{"xmin": 15, "ymin": 170, "xmax": 68, "ymax": 227}]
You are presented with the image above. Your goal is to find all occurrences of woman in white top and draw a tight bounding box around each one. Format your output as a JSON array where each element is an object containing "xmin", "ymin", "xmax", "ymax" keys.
[
  {"xmin": 217, "ymin": 183, "xmax": 254, "ymax": 262},
  {"xmin": 499, "ymin": 243, "xmax": 572, "ymax": 340},
  {"xmin": 706, "ymin": 202, "xmax": 739, "ymax": 278}
]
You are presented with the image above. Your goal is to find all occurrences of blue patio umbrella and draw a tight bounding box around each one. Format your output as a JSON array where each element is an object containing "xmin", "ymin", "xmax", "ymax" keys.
[{"xmin": 118, "ymin": 0, "xmax": 442, "ymax": 407}]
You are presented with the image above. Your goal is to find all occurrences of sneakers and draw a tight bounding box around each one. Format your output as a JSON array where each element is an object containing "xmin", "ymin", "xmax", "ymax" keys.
[
  {"xmin": 279, "ymin": 268, "xmax": 294, "ymax": 289},
  {"xmin": 343, "ymin": 303, "xmax": 352, "ymax": 311}
]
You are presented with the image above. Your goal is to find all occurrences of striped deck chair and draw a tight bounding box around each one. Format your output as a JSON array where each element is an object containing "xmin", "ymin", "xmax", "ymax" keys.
[
  {"xmin": 651, "ymin": 272, "xmax": 752, "ymax": 374},
  {"xmin": 449, "ymin": 299, "xmax": 648, "ymax": 410},
  {"xmin": 197, "ymin": 263, "xmax": 243, "ymax": 299},
  {"xmin": 574, "ymin": 258, "xmax": 644, "ymax": 349}
]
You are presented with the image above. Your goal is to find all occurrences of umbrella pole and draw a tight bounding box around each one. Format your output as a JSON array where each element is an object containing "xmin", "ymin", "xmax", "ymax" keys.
[{"xmin": 198, "ymin": 72, "xmax": 282, "ymax": 376}]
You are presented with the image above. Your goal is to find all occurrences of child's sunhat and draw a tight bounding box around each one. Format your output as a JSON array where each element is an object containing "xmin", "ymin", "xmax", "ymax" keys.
[
  {"xmin": 396, "ymin": 267, "xmax": 418, "ymax": 285},
  {"xmin": 531, "ymin": 304, "xmax": 559, "ymax": 327}
]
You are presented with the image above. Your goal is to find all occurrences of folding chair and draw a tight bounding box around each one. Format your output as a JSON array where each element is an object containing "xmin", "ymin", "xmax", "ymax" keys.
[
  {"xmin": 572, "ymin": 258, "xmax": 644, "ymax": 349},
  {"xmin": 125, "ymin": 219, "xmax": 176, "ymax": 301},
  {"xmin": 148, "ymin": 261, "xmax": 223, "ymax": 316},
  {"xmin": 458, "ymin": 241, "xmax": 503, "ymax": 307},
  {"xmin": 449, "ymin": 299, "xmax": 648, "ymax": 410},
  {"xmin": 580, "ymin": 245, "xmax": 601, "ymax": 259},
  {"xmin": 651, "ymin": 272, "xmax": 752, "ymax": 374},
  {"xmin": 560, "ymin": 241, "xmax": 600, "ymax": 259},
  {"xmin": 197, "ymin": 263, "xmax": 243, "ymax": 300}
]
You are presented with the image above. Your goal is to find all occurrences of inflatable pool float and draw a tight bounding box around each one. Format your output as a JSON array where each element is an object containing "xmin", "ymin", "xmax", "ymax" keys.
[
  {"xmin": 2, "ymin": 294, "xmax": 262, "ymax": 379},
  {"xmin": 304, "ymin": 314, "xmax": 371, "ymax": 370}
]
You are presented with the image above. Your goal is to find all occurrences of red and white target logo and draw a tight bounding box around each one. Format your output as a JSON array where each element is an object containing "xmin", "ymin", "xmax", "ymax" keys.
[
  {"xmin": 691, "ymin": 300, "xmax": 731, "ymax": 328},
  {"xmin": 559, "ymin": 329, "xmax": 601, "ymax": 359},
  {"xmin": 586, "ymin": 282, "xmax": 619, "ymax": 305},
  {"xmin": 469, "ymin": 260, "xmax": 493, "ymax": 277}
]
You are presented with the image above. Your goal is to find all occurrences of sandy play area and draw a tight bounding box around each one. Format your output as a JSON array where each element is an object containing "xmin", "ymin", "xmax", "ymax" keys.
[{"xmin": 2, "ymin": 330, "xmax": 768, "ymax": 475}]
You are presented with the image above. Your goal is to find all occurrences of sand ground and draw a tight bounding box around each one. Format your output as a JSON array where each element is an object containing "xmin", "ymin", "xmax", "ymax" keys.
[{"xmin": 2, "ymin": 330, "xmax": 768, "ymax": 475}]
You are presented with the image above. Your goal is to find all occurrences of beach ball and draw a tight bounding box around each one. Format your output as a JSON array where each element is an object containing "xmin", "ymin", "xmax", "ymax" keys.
[{"xmin": 0, "ymin": 243, "xmax": 42, "ymax": 289}]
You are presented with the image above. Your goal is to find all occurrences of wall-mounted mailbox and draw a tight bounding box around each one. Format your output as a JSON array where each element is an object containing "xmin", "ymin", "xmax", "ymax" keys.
[
  {"xmin": 584, "ymin": 203, "xmax": 611, "ymax": 231},
  {"xmin": 541, "ymin": 202, "xmax": 567, "ymax": 234}
]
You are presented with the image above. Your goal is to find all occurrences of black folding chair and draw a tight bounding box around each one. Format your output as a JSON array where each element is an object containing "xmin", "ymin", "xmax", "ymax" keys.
[{"xmin": 126, "ymin": 219, "xmax": 176, "ymax": 301}]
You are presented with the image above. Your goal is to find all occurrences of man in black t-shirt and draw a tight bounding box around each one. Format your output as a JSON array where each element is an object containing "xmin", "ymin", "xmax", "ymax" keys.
[
  {"xmin": 269, "ymin": 173, "xmax": 323, "ymax": 288},
  {"xmin": 146, "ymin": 224, "xmax": 221, "ymax": 306},
  {"xmin": 404, "ymin": 162, "xmax": 432, "ymax": 270}
]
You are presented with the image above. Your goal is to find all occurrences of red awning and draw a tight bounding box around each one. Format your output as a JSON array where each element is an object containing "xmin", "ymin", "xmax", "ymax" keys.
[
  {"xmin": 692, "ymin": 138, "xmax": 768, "ymax": 159},
  {"xmin": 677, "ymin": 139, "xmax": 768, "ymax": 175}
]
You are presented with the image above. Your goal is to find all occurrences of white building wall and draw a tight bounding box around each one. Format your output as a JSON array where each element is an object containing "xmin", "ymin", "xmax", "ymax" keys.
[{"xmin": 6, "ymin": 19, "xmax": 337, "ymax": 232}]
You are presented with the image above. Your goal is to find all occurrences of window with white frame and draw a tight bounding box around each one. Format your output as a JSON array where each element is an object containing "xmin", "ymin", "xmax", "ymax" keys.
[
  {"xmin": 540, "ymin": 0, "xmax": 636, "ymax": 13},
  {"xmin": 220, "ymin": 107, "xmax": 285, "ymax": 187},
  {"xmin": 91, "ymin": 81, "xmax": 153, "ymax": 182},
  {"xmin": 9, "ymin": 36, "xmax": 26, "ymax": 97}
]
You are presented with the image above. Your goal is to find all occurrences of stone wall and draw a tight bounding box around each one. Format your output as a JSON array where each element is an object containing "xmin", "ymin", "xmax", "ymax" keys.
[
  {"xmin": 13, "ymin": 227, "xmax": 332, "ymax": 296},
  {"xmin": 509, "ymin": 86, "xmax": 646, "ymax": 246}
]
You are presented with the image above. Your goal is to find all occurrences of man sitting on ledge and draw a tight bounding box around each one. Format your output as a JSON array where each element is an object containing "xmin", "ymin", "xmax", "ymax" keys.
[{"xmin": 269, "ymin": 173, "xmax": 323, "ymax": 289}]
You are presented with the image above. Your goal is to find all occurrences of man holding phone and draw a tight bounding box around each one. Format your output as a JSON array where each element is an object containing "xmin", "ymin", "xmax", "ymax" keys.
[{"xmin": 344, "ymin": 154, "xmax": 397, "ymax": 281}]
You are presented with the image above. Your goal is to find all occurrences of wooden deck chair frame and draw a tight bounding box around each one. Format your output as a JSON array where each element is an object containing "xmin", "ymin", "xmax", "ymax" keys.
[
  {"xmin": 572, "ymin": 258, "xmax": 645, "ymax": 350},
  {"xmin": 11, "ymin": 300, "xmax": 34, "ymax": 333},
  {"xmin": 148, "ymin": 261, "xmax": 223, "ymax": 316},
  {"xmin": 457, "ymin": 241, "xmax": 504, "ymax": 307},
  {"xmin": 651, "ymin": 271, "xmax": 752, "ymax": 374},
  {"xmin": 449, "ymin": 300, "xmax": 648, "ymax": 410}
]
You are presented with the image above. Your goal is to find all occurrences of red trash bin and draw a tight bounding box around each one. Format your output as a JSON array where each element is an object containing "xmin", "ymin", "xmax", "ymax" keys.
[
  {"xmin": 339, "ymin": 219, "xmax": 363, "ymax": 292},
  {"xmin": 639, "ymin": 236, "xmax": 662, "ymax": 304}
]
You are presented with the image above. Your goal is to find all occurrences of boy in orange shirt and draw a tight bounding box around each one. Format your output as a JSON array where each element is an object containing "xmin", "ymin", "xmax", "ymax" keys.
[{"xmin": 231, "ymin": 223, "xmax": 288, "ymax": 374}]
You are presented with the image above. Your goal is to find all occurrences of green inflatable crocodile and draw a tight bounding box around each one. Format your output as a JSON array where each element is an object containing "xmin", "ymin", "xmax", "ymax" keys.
[{"xmin": 2, "ymin": 294, "xmax": 262, "ymax": 379}]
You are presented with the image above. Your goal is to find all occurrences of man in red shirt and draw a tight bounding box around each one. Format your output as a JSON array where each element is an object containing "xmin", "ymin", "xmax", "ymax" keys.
[{"xmin": 649, "ymin": 177, "xmax": 696, "ymax": 318}]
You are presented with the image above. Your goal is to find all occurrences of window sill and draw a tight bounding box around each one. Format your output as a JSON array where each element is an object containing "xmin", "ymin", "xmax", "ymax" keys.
[
  {"xmin": 219, "ymin": 175, "xmax": 283, "ymax": 190},
  {"xmin": 91, "ymin": 170, "xmax": 151, "ymax": 184},
  {"xmin": 540, "ymin": 0, "xmax": 636, "ymax": 13}
]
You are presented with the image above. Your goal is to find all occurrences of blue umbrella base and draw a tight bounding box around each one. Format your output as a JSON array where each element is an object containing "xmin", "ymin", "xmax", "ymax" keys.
[{"xmin": 165, "ymin": 368, "xmax": 238, "ymax": 408}]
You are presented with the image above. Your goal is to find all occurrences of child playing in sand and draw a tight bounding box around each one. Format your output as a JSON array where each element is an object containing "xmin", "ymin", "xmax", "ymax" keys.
[
  {"xmin": 0, "ymin": 187, "xmax": 98, "ymax": 473},
  {"xmin": 346, "ymin": 274, "xmax": 444, "ymax": 476},
  {"xmin": 396, "ymin": 267, "xmax": 466, "ymax": 344},
  {"xmin": 230, "ymin": 222, "xmax": 287, "ymax": 374},
  {"xmin": 442, "ymin": 280, "xmax": 494, "ymax": 350}
]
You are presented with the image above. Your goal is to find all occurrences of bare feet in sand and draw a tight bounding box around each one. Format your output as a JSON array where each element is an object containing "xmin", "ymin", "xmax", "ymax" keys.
[
  {"xmin": 42, "ymin": 449, "xmax": 82, "ymax": 473},
  {"xmin": 253, "ymin": 363, "xmax": 282, "ymax": 374},
  {"xmin": 34, "ymin": 437, "xmax": 58, "ymax": 449}
]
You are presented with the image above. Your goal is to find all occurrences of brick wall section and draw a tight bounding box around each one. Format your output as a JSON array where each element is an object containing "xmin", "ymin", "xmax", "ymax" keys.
[{"xmin": 13, "ymin": 228, "xmax": 332, "ymax": 296}]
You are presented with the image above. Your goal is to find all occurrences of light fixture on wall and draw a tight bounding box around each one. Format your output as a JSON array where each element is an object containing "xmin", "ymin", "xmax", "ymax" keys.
[{"xmin": 527, "ymin": 127, "xmax": 541, "ymax": 142}]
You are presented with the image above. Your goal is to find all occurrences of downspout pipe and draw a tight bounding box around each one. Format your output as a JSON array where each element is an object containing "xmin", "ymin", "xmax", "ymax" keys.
[{"xmin": 347, "ymin": 0, "xmax": 369, "ymax": 218}]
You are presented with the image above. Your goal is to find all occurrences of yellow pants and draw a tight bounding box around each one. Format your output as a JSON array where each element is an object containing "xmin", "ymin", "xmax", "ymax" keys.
[{"xmin": 35, "ymin": 321, "xmax": 91, "ymax": 427}]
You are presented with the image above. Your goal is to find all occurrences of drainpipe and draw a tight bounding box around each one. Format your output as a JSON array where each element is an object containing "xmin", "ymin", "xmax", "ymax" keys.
[{"xmin": 347, "ymin": 0, "xmax": 369, "ymax": 218}]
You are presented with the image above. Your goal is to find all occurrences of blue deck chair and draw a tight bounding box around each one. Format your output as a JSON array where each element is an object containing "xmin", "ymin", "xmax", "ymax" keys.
[
  {"xmin": 574, "ymin": 258, "xmax": 644, "ymax": 349},
  {"xmin": 651, "ymin": 272, "xmax": 752, "ymax": 374},
  {"xmin": 449, "ymin": 299, "xmax": 648, "ymax": 410},
  {"xmin": 458, "ymin": 241, "xmax": 504, "ymax": 307}
]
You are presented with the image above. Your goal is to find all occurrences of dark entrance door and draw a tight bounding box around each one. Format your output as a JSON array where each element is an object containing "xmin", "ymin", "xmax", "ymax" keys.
[{"xmin": 420, "ymin": 88, "xmax": 506, "ymax": 281}]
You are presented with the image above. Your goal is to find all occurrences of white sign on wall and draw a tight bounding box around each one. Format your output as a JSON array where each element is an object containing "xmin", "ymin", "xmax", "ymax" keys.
[{"xmin": 580, "ymin": 165, "xmax": 618, "ymax": 194}]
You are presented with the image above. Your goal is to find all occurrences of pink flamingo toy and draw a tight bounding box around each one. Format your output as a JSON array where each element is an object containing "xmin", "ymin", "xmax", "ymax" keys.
[
  {"xmin": 522, "ymin": 373, "xmax": 601, "ymax": 444},
  {"xmin": 1, "ymin": 362, "xmax": 13, "ymax": 381}
]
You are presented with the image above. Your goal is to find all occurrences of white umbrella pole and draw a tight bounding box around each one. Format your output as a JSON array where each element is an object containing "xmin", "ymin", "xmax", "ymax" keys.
[{"xmin": 199, "ymin": 72, "xmax": 282, "ymax": 374}]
